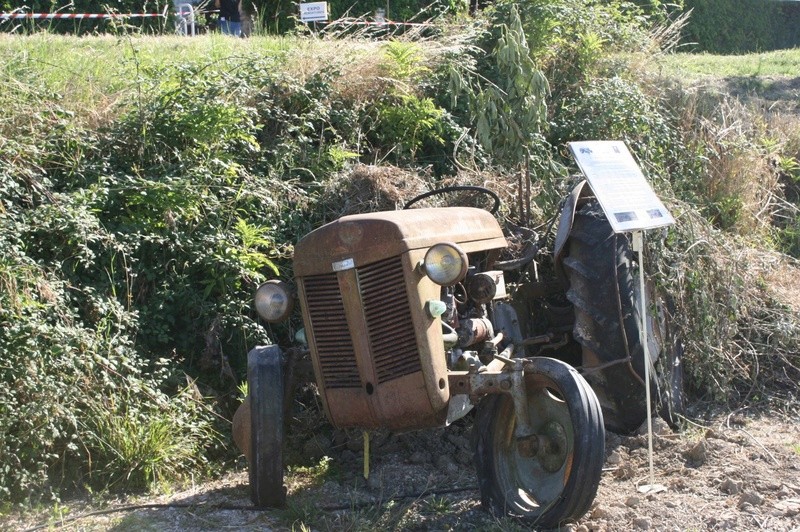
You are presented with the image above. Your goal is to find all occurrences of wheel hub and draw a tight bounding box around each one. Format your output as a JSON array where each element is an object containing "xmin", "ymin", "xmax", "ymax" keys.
[{"xmin": 516, "ymin": 421, "xmax": 568, "ymax": 472}]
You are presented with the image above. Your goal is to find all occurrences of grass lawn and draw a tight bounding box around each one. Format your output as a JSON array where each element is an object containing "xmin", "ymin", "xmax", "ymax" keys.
[{"xmin": 655, "ymin": 48, "xmax": 800, "ymax": 80}]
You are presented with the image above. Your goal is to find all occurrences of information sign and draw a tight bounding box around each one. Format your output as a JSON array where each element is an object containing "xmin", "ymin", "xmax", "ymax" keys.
[
  {"xmin": 569, "ymin": 140, "xmax": 675, "ymax": 233},
  {"xmin": 299, "ymin": 2, "xmax": 328, "ymax": 22}
]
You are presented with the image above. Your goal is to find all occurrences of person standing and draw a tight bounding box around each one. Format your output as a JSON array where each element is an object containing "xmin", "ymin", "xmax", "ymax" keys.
[{"xmin": 215, "ymin": 0, "xmax": 242, "ymax": 36}]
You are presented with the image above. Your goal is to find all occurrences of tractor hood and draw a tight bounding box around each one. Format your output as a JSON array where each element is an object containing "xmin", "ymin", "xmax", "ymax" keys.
[{"xmin": 293, "ymin": 207, "xmax": 507, "ymax": 277}]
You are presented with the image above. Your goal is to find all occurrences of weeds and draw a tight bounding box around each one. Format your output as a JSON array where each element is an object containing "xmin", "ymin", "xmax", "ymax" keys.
[{"xmin": 2, "ymin": 7, "xmax": 800, "ymax": 509}]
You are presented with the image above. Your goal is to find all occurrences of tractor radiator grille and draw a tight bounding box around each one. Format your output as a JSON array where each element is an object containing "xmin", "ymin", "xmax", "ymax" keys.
[
  {"xmin": 302, "ymin": 257, "xmax": 420, "ymax": 389},
  {"xmin": 359, "ymin": 257, "xmax": 420, "ymax": 384},
  {"xmin": 303, "ymin": 273, "xmax": 361, "ymax": 389}
]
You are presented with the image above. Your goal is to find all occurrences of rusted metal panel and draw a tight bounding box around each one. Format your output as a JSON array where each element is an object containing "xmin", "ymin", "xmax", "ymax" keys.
[
  {"xmin": 293, "ymin": 207, "xmax": 506, "ymax": 277},
  {"xmin": 294, "ymin": 207, "xmax": 506, "ymax": 431},
  {"xmin": 300, "ymin": 253, "xmax": 450, "ymax": 431}
]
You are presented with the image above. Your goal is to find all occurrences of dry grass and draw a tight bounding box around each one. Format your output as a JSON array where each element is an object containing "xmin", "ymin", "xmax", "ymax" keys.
[
  {"xmin": 661, "ymin": 88, "xmax": 783, "ymax": 238},
  {"xmin": 319, "ymin": 164, "xmax": 433, "ymax": 218},
  {"xmin": 316, "ymin": 162, "xmax": 541, "ymax": 227},
  {"xmin": 280, "ymin": 23, "xmax": 479, "ymax": 106},
  {"xmin": 651, "ymin": 201, "xmax": 800, "ymax": 404}
]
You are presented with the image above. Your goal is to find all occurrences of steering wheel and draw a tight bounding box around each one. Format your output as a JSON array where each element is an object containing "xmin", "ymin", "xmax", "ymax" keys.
[{"xmin": 403, "ymin": 185, "xmax": 501, "ymax": 215}]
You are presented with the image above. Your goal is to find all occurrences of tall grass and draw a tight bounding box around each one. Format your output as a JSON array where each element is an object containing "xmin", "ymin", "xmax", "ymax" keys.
[{"xmin": 0, "ymin": 33, "xmax": 298, "ymax": 124}]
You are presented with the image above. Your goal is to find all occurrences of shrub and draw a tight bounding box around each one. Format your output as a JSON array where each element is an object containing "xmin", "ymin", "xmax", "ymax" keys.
[
  {"xmin": 682, "ymin": 0, "xmax": 781, "ymax": 53},
  {"xmin": 0, "ymin": 241, "xmax": 217, "ymax": 501}
]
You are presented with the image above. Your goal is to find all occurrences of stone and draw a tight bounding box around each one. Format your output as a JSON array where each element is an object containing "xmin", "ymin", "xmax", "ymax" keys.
[
  {"xmin": 636, "ymin": 417, "xmax": 671, "ymax": 436},
  {"xmin": 591, "ymin": 506, "xmax": 612, "ymax": 519},
  {"xmin": 614, "ymin": 463, "xmax": 637, "ymax": 480},
  {"xmin": 606, "ymin": 451, "xmax": 623, "ymax": 465},
  {"xmin": 684, "ymin": 440, "xmax": 707, "ymax": 464},
  {"xmin": 738, "ymin": 491, "xmax": 764, "ymax": 507},
  {"xmin": 633, "ymin": 517, "xmax": 652, "ymax": 529},
  {"xmin": 719, "ymin": 478, "xmax": 742, "ymax": 495},
  {"xmin": 625, "ymin": 496, "xmax": 641, "ymax": 508}
]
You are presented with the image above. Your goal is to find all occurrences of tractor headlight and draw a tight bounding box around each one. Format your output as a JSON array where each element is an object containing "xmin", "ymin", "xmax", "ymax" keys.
[
  {"xmin": 422, "ymin": 242, "xmax": 468, "ymax": 286},
  {"xmin": 254, "ymin": 280, "xmax": 293, "ymax": 322}
]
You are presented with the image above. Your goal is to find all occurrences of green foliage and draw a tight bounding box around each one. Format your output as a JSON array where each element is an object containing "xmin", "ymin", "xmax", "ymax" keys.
[
  {"xmin": 381, "ymin": 41, "xmax": 430, "ymax": 81},
  {"xmin": 551, "ymin": 76, "xmax": 677, "ymax": 174},
  {"xmin": 476, "ymin": 5, "xmax": 547, "ymax": 166},
  {"xmin": 448, "ymin": 5, "xmax": 548, "ymax": 168},
  {"xmin": 0, "ymin": 240, "xmax": 216, "ymax": 501},
  {"xmin": 375, "ymin": 94, "xmax": 444, "ymax": 160},
  {"xmin": 81, "ymin": 378, "xmax": 215, "ymax": 490},
  {"xmin": 489, "ymin": 0, "xmax": 658, "ymax": 78},
  {"xmin": 682, "ymin": 0, "xmax": 782, "ymax": 53}
]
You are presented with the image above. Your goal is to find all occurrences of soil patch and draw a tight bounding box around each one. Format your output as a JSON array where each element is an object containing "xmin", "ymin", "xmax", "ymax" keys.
[{"xmin": 10, "ymin": 409, "xmax": 799, "ymax": 531}]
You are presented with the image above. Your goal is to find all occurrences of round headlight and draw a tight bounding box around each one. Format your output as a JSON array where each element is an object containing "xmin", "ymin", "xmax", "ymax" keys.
[
  {"xmin": 423, "ymin": 243, "xmax": 468, "ymax": 286},
  {"xmin": 254, "ymin": 280, "xmax": 293, "ymax": 322}
]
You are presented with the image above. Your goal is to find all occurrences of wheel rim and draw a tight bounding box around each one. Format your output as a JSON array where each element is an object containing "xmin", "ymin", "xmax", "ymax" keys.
[{"xmin": 491, "ymin": 373, "xmax": 575, "ymax": 514}]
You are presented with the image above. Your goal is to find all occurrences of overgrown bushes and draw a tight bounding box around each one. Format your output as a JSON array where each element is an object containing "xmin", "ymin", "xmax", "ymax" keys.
[
  {"xmin": 0, "ymin": 27, "xmax": 481, "ymax": 502},
  {"xmin": 1, "ymin": 0, "xmax": 799, "ymax": 506}
]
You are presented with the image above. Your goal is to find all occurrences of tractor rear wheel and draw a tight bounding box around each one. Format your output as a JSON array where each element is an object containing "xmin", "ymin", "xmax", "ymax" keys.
[{"xmin": 563, "ymin": 200, "xmax": 684, "ymax": 432}]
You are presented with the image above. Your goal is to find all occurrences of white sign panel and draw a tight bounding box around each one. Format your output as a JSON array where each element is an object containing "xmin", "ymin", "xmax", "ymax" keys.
[
  {"xmin": 299, "ymin": 2, "xmax": 328, "ymax": 22},
  {"xmin": 569, "ymin": 140, "xmax": 675, "ymax": 233}
]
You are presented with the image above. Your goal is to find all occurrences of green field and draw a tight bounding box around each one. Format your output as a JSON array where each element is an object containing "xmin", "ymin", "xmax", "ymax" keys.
[{"xmin": 657, "ymin": 48, "xmax": 800, "ymax": 79}]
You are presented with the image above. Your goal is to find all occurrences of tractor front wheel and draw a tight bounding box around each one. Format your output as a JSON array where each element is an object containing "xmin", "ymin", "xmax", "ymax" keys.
[
  {"xmin": 247, "ymin": 345, "xmax": 287, "ymax": 508},
  {"xmin": 472, "ymin": 357, "xmax": 605, "ymax": 528}
]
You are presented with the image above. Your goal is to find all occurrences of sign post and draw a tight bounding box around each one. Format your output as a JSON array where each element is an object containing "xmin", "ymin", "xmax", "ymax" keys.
[{"xmin": 569, "ymin": 140, "xmax": 674, "ymax": 494}]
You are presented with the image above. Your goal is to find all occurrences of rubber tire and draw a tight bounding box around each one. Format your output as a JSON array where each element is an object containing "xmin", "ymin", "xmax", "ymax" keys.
[
  {"xmin": 472, "ymin": 357, "xmax": 605, "ymax": 528},
  {"xmin": 248, "ymin": 345, "xmax": 287, "ymax": 508},
  {"xmin": 563, "ymin": 200, "xmax": 684, "ymax": 432}
]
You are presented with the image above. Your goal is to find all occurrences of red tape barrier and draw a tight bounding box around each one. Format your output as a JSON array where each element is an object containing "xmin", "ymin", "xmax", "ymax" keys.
[
  {"xmin": 1, "ymin": 13, "xmax": 165, "ymax": 19},
  {"xmin": 351, "ymin": 21, "xmax": 433, "ymax": 26}
]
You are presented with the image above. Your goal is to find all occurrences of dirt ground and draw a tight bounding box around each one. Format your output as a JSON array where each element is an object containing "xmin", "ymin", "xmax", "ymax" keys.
[{"xmin": 10, "ymin": 402, "xmax": 799, "ymax": 531}]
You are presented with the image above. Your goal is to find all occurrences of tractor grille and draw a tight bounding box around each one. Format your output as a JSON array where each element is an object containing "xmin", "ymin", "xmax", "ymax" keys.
[
  {"xmin": 303, "ymin": 257, "xmax": 420, "ymax": 389},
  {"xmin": 303, "ymin": 273, "xmax": 361, "ymax": 389},
  {"xmin": 359, "ymin": 257, "xmax": 420, "ymax": 384}
]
